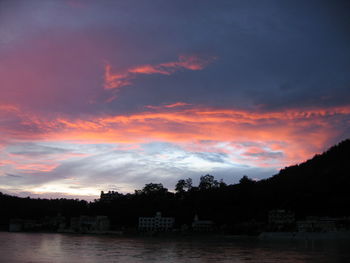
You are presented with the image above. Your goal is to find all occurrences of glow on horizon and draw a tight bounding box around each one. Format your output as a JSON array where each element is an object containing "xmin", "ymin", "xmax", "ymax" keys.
[{"xmin": 1, "ymin": 102, "xmax": 349, "ymax": 199}]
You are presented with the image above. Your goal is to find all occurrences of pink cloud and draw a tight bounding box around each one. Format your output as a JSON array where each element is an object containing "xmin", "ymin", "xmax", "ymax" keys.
[
  {"xmin": 0, "ymin": 160, "xmax": 16, "ymax": 167},
  {"xmin": 15, "ymin": 163, "xmax": 59, "ymax": 173},
  {"xmin": 164, "ymin": 102, "xmax": 191, "ymax": 108},
  {"xmin": 0, "ymin": 104, "xmax": 20, "ymax": 113},
  {"xmin": 145, "ymin": 102, "xmax": 191, "ymax": 110},
  {"xmin": 1, "ymin": 103, "xmax": 349, "ymax": 168},
  {"xmin": 104, "ymin": 54, "xmax": 215, "ymax": 90}
]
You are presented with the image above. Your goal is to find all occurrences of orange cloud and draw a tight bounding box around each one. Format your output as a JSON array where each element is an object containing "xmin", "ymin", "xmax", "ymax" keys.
[
  {"xmin": 16, "ymin": 163, "xmax": 59, "ymax": 173},
  {"xmin": 164, "ymin": 102, "xmax": 191, "ymax": 108},
  {"xmin": 104, "ymin": 54, "xmax": 215, "ymax": 90},
  {"xmin": 0, "ymin": 160, "xmax": 16, "ymax": 167},
  {"xmin": 1, "ymin": 104, "xmax": 349, "ymax": 168},
  {"xmin": 104, "ymin": 64, "xmax": 131, "ymax": 90},
  {"xmin": 0, "ymin": 102, "xmax": 350, "ymax": 169},
  {"xmin": 0, "ymin": 104, "xmax": 20, "ymax": 113},
  {"xmin": 145, "ymin": 102, "xmax": 191, "ymax": 110}
]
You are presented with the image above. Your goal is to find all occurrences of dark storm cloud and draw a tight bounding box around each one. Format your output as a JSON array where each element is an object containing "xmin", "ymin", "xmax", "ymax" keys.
[
  {"xmin": 98, "ymin": 0, "xmax": 350, "ymax": 112},
  {"xmin": 1, "ymin": 0, "xmax": 349, "ymax": 115}
]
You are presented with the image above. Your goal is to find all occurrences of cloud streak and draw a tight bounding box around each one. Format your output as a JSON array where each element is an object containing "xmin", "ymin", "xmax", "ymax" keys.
[
  {"xmin": 1, "ymin": 102, "xmax": 349, "ymax": 199},
  {"xmin": 104, "ymin": 55, "xmax": 215, "ymax": 90},
  {"xmin": 1, "ymin": 103, "xmax": 349, "ymax": 167}
]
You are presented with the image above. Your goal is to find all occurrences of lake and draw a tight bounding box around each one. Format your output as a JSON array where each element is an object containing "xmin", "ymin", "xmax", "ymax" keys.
[{"xmin": 0, "ymin": 232, "xmax": 349, "ymax": 262}]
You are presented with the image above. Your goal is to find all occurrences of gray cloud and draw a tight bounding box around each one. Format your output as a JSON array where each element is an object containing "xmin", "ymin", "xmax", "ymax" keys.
[
  {"xmin": 5, "ymin": 173, "xmax": 22, "ymax": 178},
  {"xmin": 0, "ymin": 141, "xmax": 278, "ymax": 196},
  {"xmin": 193, "ymin": 152, "xmax": 228, "ymax": 163},
  {"xmin": 244, "ymin": 151, "xmax": 284, "ymax": 159},
  {"xmin": 7, "ymin": 143, "xmax": 68, "ymax": 156}
]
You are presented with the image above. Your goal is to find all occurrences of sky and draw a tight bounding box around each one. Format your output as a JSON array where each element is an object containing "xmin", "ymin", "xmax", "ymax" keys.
[{"xmin": 1, "ymin": 0, "xmax": 349, "ymax": 200}]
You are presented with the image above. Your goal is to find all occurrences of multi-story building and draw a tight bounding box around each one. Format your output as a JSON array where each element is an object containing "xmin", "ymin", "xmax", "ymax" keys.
[
  {"xmin": 192, "ymin": 214, "xmax": 214, "ymax": 232},
  {"xmin": 297, "ymin": 217, "xmax": 341, "ymax": 232},
  {"xmin": 138, "ymin": 212, "xmax": 174, "ymax": 231}
]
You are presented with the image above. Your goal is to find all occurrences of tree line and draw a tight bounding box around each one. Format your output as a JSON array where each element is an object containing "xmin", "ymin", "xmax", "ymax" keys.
[{"xmin": 1, "ymin": 139, "xmax": 349, "ymax": 231}]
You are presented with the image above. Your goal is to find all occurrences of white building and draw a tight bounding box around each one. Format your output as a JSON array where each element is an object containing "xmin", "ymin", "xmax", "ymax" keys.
[
  {"xmin": 138, "ymin": 212, "xmax": 174, "ymax": 231},
  {"xmin": 192, "ymin": 214, "xmax": 214, "ymax": 232},
  {"xmin": 297, "ymin": 217, "xmax": 338, "ymax": 232}
]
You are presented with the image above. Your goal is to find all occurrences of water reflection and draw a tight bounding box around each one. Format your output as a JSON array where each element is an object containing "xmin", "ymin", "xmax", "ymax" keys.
[{"xmin": 0, "ymin": 232, "xmax": 349, "ymax": 263}]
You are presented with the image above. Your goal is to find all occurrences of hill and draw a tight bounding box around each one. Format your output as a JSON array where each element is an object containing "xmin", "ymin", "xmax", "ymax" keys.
[{"xmin": 261, "ymin": 139, "xmax": 350, "ymax": 217}]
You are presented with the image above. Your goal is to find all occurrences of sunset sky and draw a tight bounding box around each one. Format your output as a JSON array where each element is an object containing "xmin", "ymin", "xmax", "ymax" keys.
[{"xmin": 1, "ymin": 0, "xmax": 350, "ymax": 200}]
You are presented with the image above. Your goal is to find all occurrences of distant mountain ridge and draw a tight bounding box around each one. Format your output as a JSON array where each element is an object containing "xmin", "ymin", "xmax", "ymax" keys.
[
  {"xmin": 276, "ymin": 139, "xmax": 350, "ymax": 181},
  {"xmin": 259, "ymin": 139, "xmax": 350, "ymax": 217}
]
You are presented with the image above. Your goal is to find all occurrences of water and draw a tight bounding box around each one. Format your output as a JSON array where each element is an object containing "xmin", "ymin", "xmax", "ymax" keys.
[{"xmin": 0, "ymin": 232, "xmax": 349, "ymax": 263}]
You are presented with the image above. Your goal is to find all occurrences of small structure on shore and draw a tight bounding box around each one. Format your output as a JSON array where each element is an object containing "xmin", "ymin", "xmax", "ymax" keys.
[
  {"xmin": 192, "ymin": 214, "xmax": 214, "ymax": 232},
  {"xmin": 268, "ymin": 210, "xmax": 295, "ymax": 231},
  {"xmin": 69, "ymin": 215, "xmax": 110, "ymax": 233},
  {"xmin": 138, "ymin": 212, "xmax": 174, "ymax": 232},
  {"xmin": 296, "ymin": 217, "xmax": 350, "ymax": 232},
  {"xmin": 9, "ymin": 215, "xmax": 66, "ymax": 232},
  {"xmin": 9, "ymin": 219, "xmax": 25, "ymax": 232}
]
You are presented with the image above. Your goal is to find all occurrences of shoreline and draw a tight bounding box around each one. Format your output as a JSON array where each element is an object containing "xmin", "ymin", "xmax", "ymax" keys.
[
  {"xmin": 4, "ymin": 229, "xmax": 350, "ymax": 241},
  {"xmin": 259, "ymin": 231, "xmax": 350, "ymax": 240}
]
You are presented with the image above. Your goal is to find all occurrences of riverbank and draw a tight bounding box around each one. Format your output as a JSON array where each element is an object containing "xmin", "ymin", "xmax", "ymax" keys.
[
  {"xmin": 6, "ymin": 227, "xmax": 350, "ymax": 241},
  {"xmin": 259, "ymin": 231, "xmax": 350, "ymax": 240}
]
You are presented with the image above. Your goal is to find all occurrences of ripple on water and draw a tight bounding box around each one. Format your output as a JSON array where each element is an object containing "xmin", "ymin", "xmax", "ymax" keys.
[{"xmin": 0, "ymin": 233, "xmax": 350, "ymax": 263}]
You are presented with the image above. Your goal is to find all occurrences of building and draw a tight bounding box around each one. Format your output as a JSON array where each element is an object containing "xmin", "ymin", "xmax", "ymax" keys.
[
  {"xmin": 96, "ymin": 216, "xmax": 110, "ymax": 231},
  {"xmin": 297, "ymin": 217, "xmax": 341, "ymax": 232},
  {"xmin": 138, "ymin": 212, "xmax": 174, "ymax": 232},
  {"xmin": 9, "ymin": 219, "xmax": 23, "ymax": 232},
  {"xmin": 70, "ymin": 215, "xmax": 110, "ymax": 233},
  {"xmin": 9, "ymin": 219, "xmax": 37, "ymax": 232},
  {"xmin": 79, "ymin": 216, "xmax": 99, "ymax": 232},
  {"xmin": 192, "ymin": 214, "xmax": 214, "ymax": 232},
  {"xmin": 268, "ymin": 210, "xmax": 295, "ymax": 231}
]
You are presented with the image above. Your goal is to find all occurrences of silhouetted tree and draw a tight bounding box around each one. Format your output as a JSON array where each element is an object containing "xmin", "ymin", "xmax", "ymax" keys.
[
  {"xmin": 141, "ymin": 183, "xmax": 168, "ymax": 195},
  {"xmin": 219, "ymin": 179, "xmax": 227, "ymax": 188},
  {"xmin": 199, "ymin": 174, "xmax": 219, "ymax": 190},
  {"xmin": 239, "ymin": 175, "xmax": 255, "ymax": 185},
  {"xmin": 175, "ymin": 178, "xmax": 192, "ymax": 193}
]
